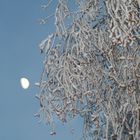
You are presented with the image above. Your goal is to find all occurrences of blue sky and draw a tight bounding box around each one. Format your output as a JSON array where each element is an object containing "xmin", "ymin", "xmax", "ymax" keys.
[{"xmin": 0, "ymin": 0, "xmax": 82, "ymax": 139}]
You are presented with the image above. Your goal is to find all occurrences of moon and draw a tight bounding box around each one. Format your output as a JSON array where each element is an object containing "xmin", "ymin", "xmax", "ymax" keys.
[{"xmin": 20, "ymin": 77, "xmax": 30, "ymax": 89}]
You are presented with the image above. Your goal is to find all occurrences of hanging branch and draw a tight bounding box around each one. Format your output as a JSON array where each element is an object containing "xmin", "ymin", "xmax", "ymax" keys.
[{"xmin": 36, "ymin": 0, "xmax": 140, "ymax": 139}]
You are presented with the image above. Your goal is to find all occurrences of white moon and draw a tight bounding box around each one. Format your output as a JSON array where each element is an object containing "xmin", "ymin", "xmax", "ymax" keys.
[{"xmin": 20, "ymin": 77, "xmax": 30, "ymax": 89}]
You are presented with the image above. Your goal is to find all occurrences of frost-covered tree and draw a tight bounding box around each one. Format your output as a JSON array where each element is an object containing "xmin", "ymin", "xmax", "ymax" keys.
[{"xmin": 35, "ymin": 0, "xmax": 140, "ymax": 139}]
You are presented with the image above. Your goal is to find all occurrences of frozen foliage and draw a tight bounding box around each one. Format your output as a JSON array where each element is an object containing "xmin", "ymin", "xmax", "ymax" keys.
[{"xmin": 36, "ymin": 0, "xmax": 140, "ymax": 139}]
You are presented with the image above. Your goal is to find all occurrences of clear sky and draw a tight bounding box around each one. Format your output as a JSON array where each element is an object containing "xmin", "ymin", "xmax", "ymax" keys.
[{"xmin": 0, "ymin": 0, "xmax": 82, "ymax": 140}]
